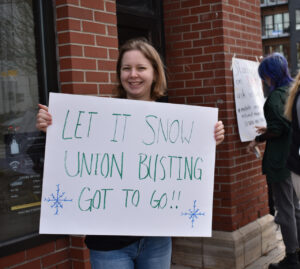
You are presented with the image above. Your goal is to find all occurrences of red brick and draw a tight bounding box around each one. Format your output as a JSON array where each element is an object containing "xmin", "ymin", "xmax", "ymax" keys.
[
  {"xmin": 183, "ymin": 32, "xmax": 200, "ymax": 40},
  {"xmin": 107, "ymin": 25, "xmax": 118, "ymax": 37},
  {"xmin": 181, "ymin": 0, "xmax": 201, "ymax": 8},
  {"xmin": 60, "ymin": 58, "xmax": 97, "ymax": 70},
  {"xmin": 82, "ymin": 21, "xmax": 106, "ymax": 35},
  {"xmin": 58, "ymin": 32, "xmax": 95, "ymax": 46},
  {"xmin": 84, "ymin": 46, "xmax": 107, "ymax": 58},
  {"xmin": 86, "ymin": 71, "xmax": 109, "ymax": 82},
  {"xmin": 182, "ymin": 15, "xmax": 199, "ymax": 24},
  {"xmin": 55, "ymin": 260, "xmax": 72, "ymax": 269},
  {"xmin": 173, "ymin": 41, "xmax": 192, "ymax": 50},
  {"xmin": 97, "ymin": 60, "xmax": 116, "ymax": 71},
  {"xmin": 190, "ymin": 5, "xmax": 211, "ymax": 14},
  {"xmin": 73, "ymin": 260, "xmax": 91, "ymax": 269},
  {"xmin": 94, "ymin": 11, "xmax": 117, "ymax": 24},
  {"xmin": 70, "ymin": 236, "xmax": 86, "ymax": 248},
  {"xmin": 26, "ymin": 242, "xmax": 56, "ymax": 260},
  {"xmin": 100, "ymin": 84, "xmax": 116, "ymax": 95},
  {"xmin": 96, "ymin": 36, "xmax": 118, "ymax": 48},
  {"xmin": 69, "ymin": 247, "xmax": 90, "ymax": 260},
  {"xmin": 109, "ymin": 49, "xmax": 119, "ymax": 60},
  {"xmin": 0, "ymin": 252, "xmax": 25, "ymax": 268},
  {"xmin": 42, "ymin": 250, "xmax": 69, "ymax": 268},
  {"xmin": 14, "ymin": 259, "xmax": 41, "ymax": 269},
  {"xmin": 56, "ymin": 0, "xmax": 79, "ymax": 6},
  {"xmin": 56, "ymin": 19, "xmax": 81, "ymax": 32},
  {"xmin": 59, "ymin": 44, "xmax": 83, "ymax": 57},
  {"xmin": 105, "ymin": 1, "xmax": 116, "ymax": 13},
  {"xmin": 60, "ymin": 71, "xmax": 84, "ymax": 82},
  {"xmin": 80, "ymin": 0, "xmax": 104, "ymax": 10},
  {"xmin": 61, "ymin": 83, "xmax": 98, "ymax": 94},
  {"xmin": 183, "ymin": 48, "xmax": 203, "ymax": 56},
  {"xmin": 56, "ymin": 237, "xmax": 70, "ymax": 250},
  {"xmin": 56, "ymin": 6, "xmax": 93, "ymax": 20}
]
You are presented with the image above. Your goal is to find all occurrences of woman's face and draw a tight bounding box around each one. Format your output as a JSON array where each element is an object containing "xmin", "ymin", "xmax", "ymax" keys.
[{"xmin": 120, "ymin": 50, "xmax": 155, "ymax": 101}]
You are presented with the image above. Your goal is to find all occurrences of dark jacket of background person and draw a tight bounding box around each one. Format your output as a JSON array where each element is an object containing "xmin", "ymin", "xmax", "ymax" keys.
[
  {"xmin": 287, "ymin": 88, "xmax": 300, "ymax": 175},
  {"xmin": 260, "ymin": 86, "xmax": 291, "ymax": 182}
]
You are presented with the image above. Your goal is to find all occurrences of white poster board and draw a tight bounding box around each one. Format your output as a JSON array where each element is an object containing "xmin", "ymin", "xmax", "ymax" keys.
[
  {"xmin": 232, "ymin": 58, "xmax": 266, "ymax": 142},
  {"xmin": 39, "ymin": 93, "xmax": 218, "ymax": 237}
]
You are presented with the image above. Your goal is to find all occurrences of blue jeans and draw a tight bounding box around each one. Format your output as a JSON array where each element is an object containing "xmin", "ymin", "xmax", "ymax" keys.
[{"xmin": 89, "ymin": 237, "xmax": 172, "ymax": 269}]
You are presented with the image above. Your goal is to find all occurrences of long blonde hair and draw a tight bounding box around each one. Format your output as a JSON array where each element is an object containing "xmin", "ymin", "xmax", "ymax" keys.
[{"xmin": 285, "ymin": 71, "xmax": 300, "ymax": 120}]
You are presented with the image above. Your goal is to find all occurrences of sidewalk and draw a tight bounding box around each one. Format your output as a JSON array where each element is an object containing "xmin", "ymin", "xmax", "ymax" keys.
[{"xmin": 171, "ymin": 228, "xmax": 285, "ymax": 269}]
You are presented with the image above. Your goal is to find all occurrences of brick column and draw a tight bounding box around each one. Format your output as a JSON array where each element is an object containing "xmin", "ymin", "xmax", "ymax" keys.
[
  {"xmin": 163, "ymin": 1, "xmax": 277, "ymax": 268},
  {"xmin": 55, "ymin": 0, "xmax": 118, "ymax": 96}
]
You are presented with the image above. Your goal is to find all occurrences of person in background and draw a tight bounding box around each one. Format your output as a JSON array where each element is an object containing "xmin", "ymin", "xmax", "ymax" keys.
[
  {"xmin": 285, "ymin": 71, "xmax": 300, "ymax": 201},
  {"xmin": 36, "ymin": 38, "xmax": 225, "ymax": 269},
  {"xmin": 247, "ymin": 53, "xmax": 300, "ymax": 269}
]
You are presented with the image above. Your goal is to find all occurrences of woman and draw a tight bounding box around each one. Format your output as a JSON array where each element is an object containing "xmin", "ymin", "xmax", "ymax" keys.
[
  {"xmin": 285, "ymin": 71, "xmax": 300, "ymax": 200},
  {"xmin": 247, "ymin": 53, "xmax": 300, "ymax": 269},
  {"xmin": 36, "ymin": 38, "xmax": 225, "ymax": 269}
]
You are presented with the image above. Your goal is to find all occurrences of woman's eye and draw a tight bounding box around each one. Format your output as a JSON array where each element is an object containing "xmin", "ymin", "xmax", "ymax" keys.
[
  {"xmin": 122, "ymin": 67, "xmax": 130, "ymax": 71},
  {"xmin": 138, "ymin": 66, "xmax": 146, "ymax": 70}
]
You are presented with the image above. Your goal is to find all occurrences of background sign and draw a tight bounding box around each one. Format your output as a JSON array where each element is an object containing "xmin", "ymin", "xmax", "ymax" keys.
[
  {"xmin": 39, "ymin": 93, "xmax": 217, "ymax": 237},
  {"xmin": 232, "ymin": 58, "xmax": 266, "ymax": 142}
]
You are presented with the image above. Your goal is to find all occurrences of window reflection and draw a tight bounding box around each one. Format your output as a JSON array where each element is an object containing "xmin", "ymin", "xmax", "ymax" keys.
[
  {"xmin": 0, "ymin": 0, "xmax": 45, "ymax": 244},
  {"xmin": 296, "ymin": 10, "xmax": 300, "ymax": 31}
]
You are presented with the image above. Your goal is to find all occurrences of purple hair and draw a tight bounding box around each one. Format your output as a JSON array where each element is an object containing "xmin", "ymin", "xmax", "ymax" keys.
[{"xmin": 258, "ymin": 53, "xmax": 293, "ymax": 91}]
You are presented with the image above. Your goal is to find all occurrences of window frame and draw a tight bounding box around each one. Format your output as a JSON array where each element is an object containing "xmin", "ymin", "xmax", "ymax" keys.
[{"xmin": 262, "ymin": 12, "xmax": 290, "ymax": 38}]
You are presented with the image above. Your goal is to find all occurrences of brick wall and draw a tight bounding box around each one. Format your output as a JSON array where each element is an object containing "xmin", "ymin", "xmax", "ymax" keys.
[
  {"xmin": 163, "ymin": 0, "xmax": 268, "ymax": 232},
  {"xmin": 0, "ymin": 238, "xmax": 71, "ymax": 269},
  {"xmin": 56, "ymin": 0, "xmax": 118, "ymax": 96}
]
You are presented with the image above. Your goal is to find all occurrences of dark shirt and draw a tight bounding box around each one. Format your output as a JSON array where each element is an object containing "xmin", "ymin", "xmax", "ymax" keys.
[
  {"xmin": 85, "ymin": 235, "xmax": 142, "ymax": 251},
  {"xmin": 255, "ymin": 86, "xmax": 291, "ymax": 182}
]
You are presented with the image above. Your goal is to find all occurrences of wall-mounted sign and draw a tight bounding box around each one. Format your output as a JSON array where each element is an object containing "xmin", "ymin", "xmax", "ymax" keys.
[{"xmin": 232, "ymin": 58, "xmax": 266, "ymax": 142}]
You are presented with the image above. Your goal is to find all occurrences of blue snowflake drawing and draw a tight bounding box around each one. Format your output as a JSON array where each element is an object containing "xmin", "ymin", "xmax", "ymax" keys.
[
  {"xmin": 181, "ymin": 200, "xmax": 205, "ymax": 228},
  {"xmin": 44, "ymin": 184, "xmax": 72, "ymax": 215}
]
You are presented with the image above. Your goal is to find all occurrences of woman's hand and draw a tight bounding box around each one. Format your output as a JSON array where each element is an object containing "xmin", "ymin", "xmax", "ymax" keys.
[
  {"xmin": 247, "ymin": 140, "xmax": 259, "ymax": 153},
  {"xmin": 36, "ymin": 104, "xmax": 52, "ymax": 132},
  {"xmin": 255, "ymin": 126, "xmax": 267, "ymax": 134},
  {"xmin": 214, "ymin": 121, "xmax": 225, "ymax": 146}
]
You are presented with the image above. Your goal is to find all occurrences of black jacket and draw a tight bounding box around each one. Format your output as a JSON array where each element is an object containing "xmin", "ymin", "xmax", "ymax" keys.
[{"xmin": 287, "ymin": 89, "xmax": 300, "ymax": 175}]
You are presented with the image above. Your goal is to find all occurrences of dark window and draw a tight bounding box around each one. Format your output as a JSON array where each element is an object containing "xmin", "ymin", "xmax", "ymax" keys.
[
  {"xmin": 0, "ymin": 0, "xmax": 58, "ymax": 256},
  {"xmin": 116, "ymin": 0, "xmax": 165, "ymax": 56},
  {"xmin": 263, "ymin": 43, "xmax": 290, "ymax": 67},
  {"xmin": 262, "ymin": 12, "xmax": 290, "ymax": 38}
]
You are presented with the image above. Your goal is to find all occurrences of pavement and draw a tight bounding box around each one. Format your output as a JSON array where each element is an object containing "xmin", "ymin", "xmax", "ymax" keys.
[{"xmin": 171, "ymin": 229, "xmax": 285, "ymax": 269}]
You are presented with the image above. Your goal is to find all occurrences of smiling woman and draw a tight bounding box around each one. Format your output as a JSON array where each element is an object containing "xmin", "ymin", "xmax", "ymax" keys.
[
  {"xmin": 115, "ymin": 38, "xmax": 167, "ymax": 101},
  {"xmin": 120, "ymin": 50, "xmax": 155, "ymax": 101},
  {"xmin": 36, "ymin": 38, "xmax": 225, "ymax": 269}
]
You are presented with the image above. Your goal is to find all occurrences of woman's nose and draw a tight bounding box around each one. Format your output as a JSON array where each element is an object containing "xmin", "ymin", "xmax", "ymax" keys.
[{"xmin": 129, "ymin": 68, "xmax": 138, "ymax": 77}]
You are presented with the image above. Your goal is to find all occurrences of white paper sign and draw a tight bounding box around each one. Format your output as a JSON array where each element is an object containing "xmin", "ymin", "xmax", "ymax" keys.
[
  {"xmin": 39, "ymin": 93, "xmax": 217, "ymax": 237},
  {"xmin": 232, "ymin": 58, "xmax": 266, "ymax": 142}
]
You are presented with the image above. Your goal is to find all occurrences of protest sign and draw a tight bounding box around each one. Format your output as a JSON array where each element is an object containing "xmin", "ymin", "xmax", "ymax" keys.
[
  {"xmin": 39, "ymin": 93, "xmax": 217, "ymax": 237},
  {"xmin": 232, "ymin": 58, "xmax": 266, "ymax": 142}
]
